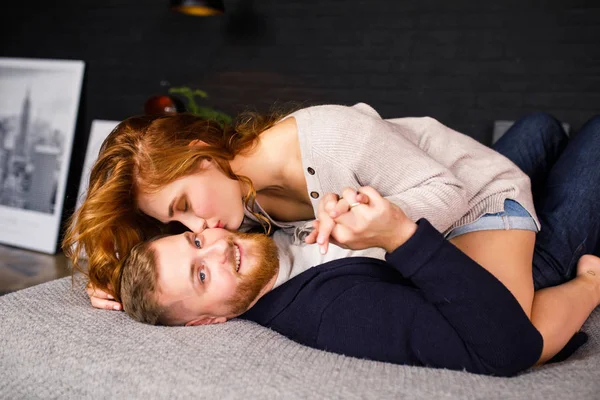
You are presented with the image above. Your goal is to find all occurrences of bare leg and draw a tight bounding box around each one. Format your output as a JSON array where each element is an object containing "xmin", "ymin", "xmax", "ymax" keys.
[
  {"xmin": 532, "ymin": 255, "xmax": 600, "ymax": 364},
  {"xmin": 450, "ymin": 230, "xmax": 535, "ymax": 317},
  {"xmin": 451, "ymin": 233, "xmax": 599, "ymax": 363},
  {"xmin": 452, "ymin": 114, "xmax": 600, "ymax": 362}
]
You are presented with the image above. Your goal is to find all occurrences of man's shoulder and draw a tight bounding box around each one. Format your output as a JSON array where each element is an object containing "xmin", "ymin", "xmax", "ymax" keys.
[
  {"xmin": 240, "ymin": 257, "xmax": 411, "ymax": 347},
  {"xmin": 298, "ymin": 256, "xmax": 397, "ymax": 288},
  {"xmin": 242, "ymin": 257, "xmax": 404, "ymax": 324},
  {"xmin": 272, "ymin": 256, "xmax": 399, "ymax": 302}
]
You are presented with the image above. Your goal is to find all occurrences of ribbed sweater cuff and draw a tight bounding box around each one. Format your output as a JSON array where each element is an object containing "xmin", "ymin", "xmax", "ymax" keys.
[{"xmin": 384, "ymin": 218, "xmax": 445, "ymax": 278}]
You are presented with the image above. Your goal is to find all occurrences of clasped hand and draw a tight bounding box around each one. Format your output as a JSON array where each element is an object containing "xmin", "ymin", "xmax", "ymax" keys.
[{"xmin": 305, "ymin": 186, "xmax": 417, "ymax": 254}]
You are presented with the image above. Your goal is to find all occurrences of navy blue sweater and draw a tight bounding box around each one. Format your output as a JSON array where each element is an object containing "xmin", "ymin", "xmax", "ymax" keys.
[{"xmin": 241, "ymin": 219, "xmax": 544, "ymax": 376}]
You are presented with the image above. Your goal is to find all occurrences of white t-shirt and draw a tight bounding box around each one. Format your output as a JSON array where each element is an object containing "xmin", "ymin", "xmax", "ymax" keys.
[{"xmin": 272, "ymin": 230, "xmax": 386, "ymax": 289}]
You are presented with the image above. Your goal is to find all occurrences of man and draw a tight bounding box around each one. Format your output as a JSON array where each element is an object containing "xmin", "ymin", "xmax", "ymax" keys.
[{"xmin": 120, "ymin": 187, "xmax": 545, "ymax": 377}]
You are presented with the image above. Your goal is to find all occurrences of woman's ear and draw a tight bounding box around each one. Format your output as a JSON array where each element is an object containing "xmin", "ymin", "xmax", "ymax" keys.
[{"xmin": 188, "ymin": 139, "xmax": 209, "ymax": 147}]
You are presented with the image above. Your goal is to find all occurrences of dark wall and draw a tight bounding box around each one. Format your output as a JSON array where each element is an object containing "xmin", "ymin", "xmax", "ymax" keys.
[{"xmin": 2, "ymin": 0, "xmax": 600, "ymax": 147}]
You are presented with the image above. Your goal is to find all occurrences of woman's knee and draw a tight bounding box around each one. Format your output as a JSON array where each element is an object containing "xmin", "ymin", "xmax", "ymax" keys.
[
  {"xmin": 568, "ymin": 114, "xmax": 600, "ymax": 151},
  {"xmin": 516, "ymin": 112, "xmax": 568, "ymax": 144},
  {"xmin": 579, "ymin": 115, "xmax": 600, "ymax": 135}
]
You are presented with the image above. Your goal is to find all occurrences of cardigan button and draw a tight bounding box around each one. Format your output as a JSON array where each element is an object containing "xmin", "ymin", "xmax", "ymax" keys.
[
  {"xmin": 307, "ymin": 167, "xmax": 315, "ymax": 175},
  {"xmin": 310, "ymin": 191, "xmax": 319, "ymax": 199}
]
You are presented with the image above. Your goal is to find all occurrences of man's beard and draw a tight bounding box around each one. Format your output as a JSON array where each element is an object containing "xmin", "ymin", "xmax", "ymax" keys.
[{"xmin": 224, "ymin": 231, "xmax": 279, "ymax": 316}]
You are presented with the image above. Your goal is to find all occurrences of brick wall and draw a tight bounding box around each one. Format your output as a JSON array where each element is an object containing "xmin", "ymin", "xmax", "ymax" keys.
[{"xmin": 1, "ymin": 0, "xmax": 599, "ymax": 148}]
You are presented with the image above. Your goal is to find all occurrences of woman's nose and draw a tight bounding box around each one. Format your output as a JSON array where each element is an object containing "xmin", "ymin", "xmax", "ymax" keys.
[{"xmin": 185, "ymin": 217, "xmax": 207, "ymax": 233}]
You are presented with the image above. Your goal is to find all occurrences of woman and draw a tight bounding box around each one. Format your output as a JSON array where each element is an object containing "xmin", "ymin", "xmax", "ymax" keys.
[
  {"xmin": 66, "ymin": 103, "xmax": 535, "ymax": 284},
  {"xmin": 64, "ymin": 104, "xmax": 599, "ymax": 361},
  {"xmin": 310, "ymin": 114, "xmax": 600, "ymax": 364}
]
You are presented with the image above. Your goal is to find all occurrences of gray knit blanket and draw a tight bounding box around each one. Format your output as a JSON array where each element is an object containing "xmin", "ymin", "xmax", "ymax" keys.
[{"xmin": 1, "ymin": 277, "xmax": 599, "ymax": 399}]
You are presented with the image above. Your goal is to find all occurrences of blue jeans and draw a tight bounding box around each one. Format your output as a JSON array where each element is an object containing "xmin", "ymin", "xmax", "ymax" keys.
[
  {"xmin": 446, "ymin": 199, "xmax": 538, "ymax": 240},
  {"xmin": 493, "ymin": 113, "xmax": 600, "ymax": 290}
]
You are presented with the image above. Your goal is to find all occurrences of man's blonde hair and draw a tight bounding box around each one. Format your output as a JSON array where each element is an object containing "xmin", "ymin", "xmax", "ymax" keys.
[{"xmin": 119, "ymin": 240, "xmax": 165, "ymax": 325}]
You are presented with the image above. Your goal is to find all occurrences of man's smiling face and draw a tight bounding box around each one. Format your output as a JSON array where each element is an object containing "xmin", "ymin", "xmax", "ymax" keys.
[{"xmin": 152, "ymin": 228, "xmax": 280, "ymax": 326}]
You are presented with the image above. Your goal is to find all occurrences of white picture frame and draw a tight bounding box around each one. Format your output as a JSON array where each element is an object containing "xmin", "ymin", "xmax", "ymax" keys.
[
  {"xmin": 0, "ymin": 57, "xmax": 85, "ymax": 253},
  {"xmin": 76, "ymin": 120, "xmax": 120, "ymax": 212}
]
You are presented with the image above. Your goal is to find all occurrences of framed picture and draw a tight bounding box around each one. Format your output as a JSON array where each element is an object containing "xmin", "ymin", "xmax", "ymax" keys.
[
  {"xmin": 0, "ymin": 57, "xmax": 84, "ymax": 253},
  {"xmin": 76, "ymin": 120, "xmax": 120, "ymax": 211}
]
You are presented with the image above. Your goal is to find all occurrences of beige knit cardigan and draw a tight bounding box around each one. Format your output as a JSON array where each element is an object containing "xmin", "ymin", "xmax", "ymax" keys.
[{"xmin": 245, "ymin": 103, "xmax": 539, "ymax": 237}]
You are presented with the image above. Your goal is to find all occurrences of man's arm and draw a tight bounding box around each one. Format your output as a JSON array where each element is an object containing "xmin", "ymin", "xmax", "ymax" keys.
[
  {"xmin": 395, "ymin": 218, "xmax": 542, "ymax": 374},
  {"xmin": 313, "ymin": 187, "xmax": 542, "ymax": 376},
  {"xmin": 316, "ymin": 219, "xmax": 542, "ymax": 376}
]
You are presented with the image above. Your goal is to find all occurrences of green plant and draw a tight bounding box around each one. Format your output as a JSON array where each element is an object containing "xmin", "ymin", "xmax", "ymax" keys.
[{"xmin": 168, "ymin": 86, "xmax": 232, "ymax": 126}]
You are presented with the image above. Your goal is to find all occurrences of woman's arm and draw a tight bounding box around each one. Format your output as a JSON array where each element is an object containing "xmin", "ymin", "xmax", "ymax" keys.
[
  {"xmin": 306, "ymin": 106, "xmax": 471, "ymax": 233},
  {"xmin": 313, "ymin": 132, "xmax": 469, "ymax": 234},
  {"xmin": 301, "ymin": 107, "xmax": 471, "ymax": 253}
]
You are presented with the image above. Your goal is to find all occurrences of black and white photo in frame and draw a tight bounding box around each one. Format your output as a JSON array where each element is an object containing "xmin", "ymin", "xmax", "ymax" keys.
[{"xmin": 0, "ymin": 57, "xmax": 84, "ymax": 253}]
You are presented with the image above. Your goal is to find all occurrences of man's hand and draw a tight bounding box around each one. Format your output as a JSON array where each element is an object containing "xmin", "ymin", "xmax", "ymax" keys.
[
  {"xmin": 86, "ymin": 282, "xmax": 122, "ymax": 311},
  {"xmin": 306, "ymin": 186, "xmax": 417, "ymax": 253}
]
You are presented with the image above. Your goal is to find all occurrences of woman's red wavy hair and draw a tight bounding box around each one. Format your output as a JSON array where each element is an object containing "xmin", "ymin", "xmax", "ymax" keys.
[{"xmin": 63, "ymin": 110, "xmax": 286, "ymax": 300}]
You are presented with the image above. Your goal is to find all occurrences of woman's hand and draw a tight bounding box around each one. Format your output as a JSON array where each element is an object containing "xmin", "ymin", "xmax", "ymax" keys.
[
  {"xmin": 86, "ymin": 282, "xmax": 122, "ymax": 311},
  {"xmin": 305, "ymin": 188, "xmax": 369, "ymax": 253},
  {"xmin": 306, "ymin": 186, "xmax": 417, "ymax": 253}
]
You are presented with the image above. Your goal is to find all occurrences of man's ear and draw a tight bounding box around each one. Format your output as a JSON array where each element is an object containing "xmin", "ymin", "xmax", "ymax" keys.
[
  {"xmin": 188, "ymin": 139, "xmax": 209, "ymax": 147},
  {"xmin": 185, "ymin": 316, "xmax": 227, "ymax": 326}
]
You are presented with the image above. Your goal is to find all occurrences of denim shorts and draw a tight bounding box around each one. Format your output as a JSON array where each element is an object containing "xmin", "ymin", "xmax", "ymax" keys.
[{"xmin": 445, "ymin": 199, "xmax": 539, "ymax": 240}]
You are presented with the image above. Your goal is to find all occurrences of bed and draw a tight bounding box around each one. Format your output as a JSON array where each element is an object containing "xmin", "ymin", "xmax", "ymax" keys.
[{"xmin": 1, "ymin": 277, "xmax": 598, "ymax": 399}]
